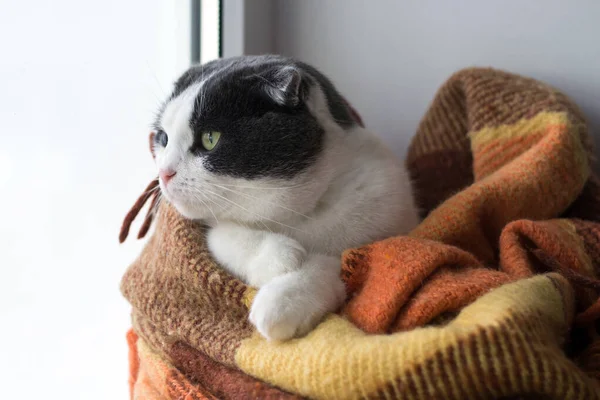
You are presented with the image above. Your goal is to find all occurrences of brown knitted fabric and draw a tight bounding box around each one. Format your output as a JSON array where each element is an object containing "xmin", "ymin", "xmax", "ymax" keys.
[{"xmin": 406, "ymin": 68, "xmax": 593, "ymax": 218}]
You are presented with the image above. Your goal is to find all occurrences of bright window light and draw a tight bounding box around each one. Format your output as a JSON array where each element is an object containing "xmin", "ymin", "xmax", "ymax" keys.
[{"xmin": 201, "ymin": 0, "xmax": 220, "ymax": 63}]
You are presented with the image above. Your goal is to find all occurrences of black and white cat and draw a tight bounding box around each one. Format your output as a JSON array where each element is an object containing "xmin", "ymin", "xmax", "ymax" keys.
[{"xmin": 151, "ymin": 55, "xmax": 419, "ymax": 341}]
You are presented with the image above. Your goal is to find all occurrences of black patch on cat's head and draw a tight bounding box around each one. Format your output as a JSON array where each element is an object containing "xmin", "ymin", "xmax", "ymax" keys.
[{"xmin": 157, "ymin": 55, "xmax": 357, "ymax": 180}]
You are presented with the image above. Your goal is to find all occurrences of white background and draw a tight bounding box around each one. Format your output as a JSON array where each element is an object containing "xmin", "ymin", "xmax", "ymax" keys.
[{"xmin": 0, "ymin": 1, "xmax": 191, "ymax": 398}]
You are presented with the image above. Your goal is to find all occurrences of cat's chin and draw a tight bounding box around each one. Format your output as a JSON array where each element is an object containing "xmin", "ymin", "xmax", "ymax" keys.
[{"xmin": 163, "ymin": 197, "xmax": 208, "ymax": 221}]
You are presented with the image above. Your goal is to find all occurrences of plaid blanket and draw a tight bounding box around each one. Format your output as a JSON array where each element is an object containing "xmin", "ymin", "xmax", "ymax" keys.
[{"xmin": 121, "ymin": 67, "xmax": 600, "ymax": 399}]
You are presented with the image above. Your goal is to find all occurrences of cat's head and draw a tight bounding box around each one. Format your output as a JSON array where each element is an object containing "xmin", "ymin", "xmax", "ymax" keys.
[{"xmin": 151, "ymin": 55, "xmax": 359, "ymax": 225}]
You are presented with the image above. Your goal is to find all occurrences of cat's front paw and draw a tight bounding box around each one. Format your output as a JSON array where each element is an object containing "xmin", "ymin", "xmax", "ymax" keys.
[
  {"xmin": 248, "ymin": 254, "xmax": 346, "ymax": 341},
  {"xmin": 246, "ymin": 234, "xmax": 306, "ymax": 287}
]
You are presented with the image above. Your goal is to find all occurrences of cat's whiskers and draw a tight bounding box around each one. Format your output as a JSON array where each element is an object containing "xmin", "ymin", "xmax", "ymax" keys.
[
  {"xmin": 150, "ymin": 192, "xmax": 163, "ymax": 215},
  {"xmin": 261, "ymin": 222, "xmax": 273, "ymax": 233},
  {"xmin": 183, "ymin": 187, "xmax": 271, "ymax": 232},
  {"xmin": 191, "ymin": 192, "xmax": 219, "ymax": 224},
  {"xmin": 204, "ymin": 182, "xmax": 315, "ymax": 221},
  {"xmin": 193, "ymin": 187, "xmax": 307, "ymax": 234},
  {"xmin": 201, "ymin": 189, "xmax": 273, "ymax": 232},
  {"xmin": 201, "ymin": 193, "xmax": 228, "ymax": 212},
  {"xmin": 145, "ymin": 183, "xmax": 160, "ymax": 194},
  {"xmin": 204, "ymin": 181, "xmax": 314, "ymax": 190},
  {"xmin": 200, "ymin": 188, "xmax": 276, "ymax": 233}
]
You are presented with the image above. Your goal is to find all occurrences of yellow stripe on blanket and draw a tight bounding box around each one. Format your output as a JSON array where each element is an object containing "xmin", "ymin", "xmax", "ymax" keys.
[
  {"xmin": 468, "ymin": 111, "xmax": 588, "ymax": 182},
  {"xmin": 235, "ymin": 274, "xmax": 599, "ymax": 400},
  {"xmin": 469, "ymin": 111, "xmax": 571, "ymax": 147}
]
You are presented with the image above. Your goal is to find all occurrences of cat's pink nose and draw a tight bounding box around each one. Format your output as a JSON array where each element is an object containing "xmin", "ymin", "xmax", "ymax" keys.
[{"xmin": 159, "ymin": 169, "xmax": 177, "ymax": 184}]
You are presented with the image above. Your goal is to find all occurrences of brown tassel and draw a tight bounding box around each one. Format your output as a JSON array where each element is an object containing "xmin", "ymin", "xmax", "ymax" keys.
[
  {"xmin": 119, "ymin": 178, "xmax": 160, "ymax": 243},
  {"xmin": 137, "ymin": 189, "xmax": 161, "ymax": 239}
]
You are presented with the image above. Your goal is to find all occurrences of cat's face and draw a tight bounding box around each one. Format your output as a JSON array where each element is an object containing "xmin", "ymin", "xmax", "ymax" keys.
[{"xmin": 151, "ymin": 55, "xmax": 356, "ymax": 224}]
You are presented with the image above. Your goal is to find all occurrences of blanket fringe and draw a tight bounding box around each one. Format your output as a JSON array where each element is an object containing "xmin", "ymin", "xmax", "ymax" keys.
[{"xmin": 119, "ymin": 178, "xmax": 160, "ymax": 243}]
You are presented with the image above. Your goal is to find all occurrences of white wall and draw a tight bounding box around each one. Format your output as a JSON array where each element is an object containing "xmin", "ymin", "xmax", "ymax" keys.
[
  {"xmin": 275, "ymin": 0, "xmax": 600, "ymax": 158},
  {"xmin": 0, "ymin": 1, "xmax": 190, "ymax": 398}
]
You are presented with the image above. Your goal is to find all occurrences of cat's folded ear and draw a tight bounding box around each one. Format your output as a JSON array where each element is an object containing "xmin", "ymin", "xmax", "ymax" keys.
[{"xmin": 262, "ymin": 66, "xmax": 309, "ymax": 108}]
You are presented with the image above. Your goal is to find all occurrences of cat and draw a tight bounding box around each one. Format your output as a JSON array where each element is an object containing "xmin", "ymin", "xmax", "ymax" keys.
[{"xmin": 151, "ymin": 55, "xmax": 419, "ymax": 341}]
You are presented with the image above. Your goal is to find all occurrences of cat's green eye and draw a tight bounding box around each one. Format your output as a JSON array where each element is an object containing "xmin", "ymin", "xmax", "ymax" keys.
[{"xmin": 201, "ymin": 131, "xmax": 221, "ymax": 151}]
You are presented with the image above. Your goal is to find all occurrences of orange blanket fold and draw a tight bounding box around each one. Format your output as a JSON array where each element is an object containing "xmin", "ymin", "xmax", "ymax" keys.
[{"xmin": 341, "ymin": 68, "xmax": 600, "ymax": 338}]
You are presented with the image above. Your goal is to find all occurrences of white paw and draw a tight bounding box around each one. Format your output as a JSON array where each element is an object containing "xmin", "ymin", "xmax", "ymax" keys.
[
  {"xmin": 246, "ymin": 234, "xmax": 306, "ymax": 287},
  {"xmin": 248, "ymin": 254, "xmax": 347, "ymax": 341},
  {"xmin": 207, "ymin": 223, "xmax": 306, "ymax": 286}
]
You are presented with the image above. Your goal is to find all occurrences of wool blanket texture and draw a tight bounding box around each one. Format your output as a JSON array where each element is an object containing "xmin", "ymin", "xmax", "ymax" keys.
[{"xmin": 120, "ymin": 67, "xmax": 600, "ymax": 399}]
